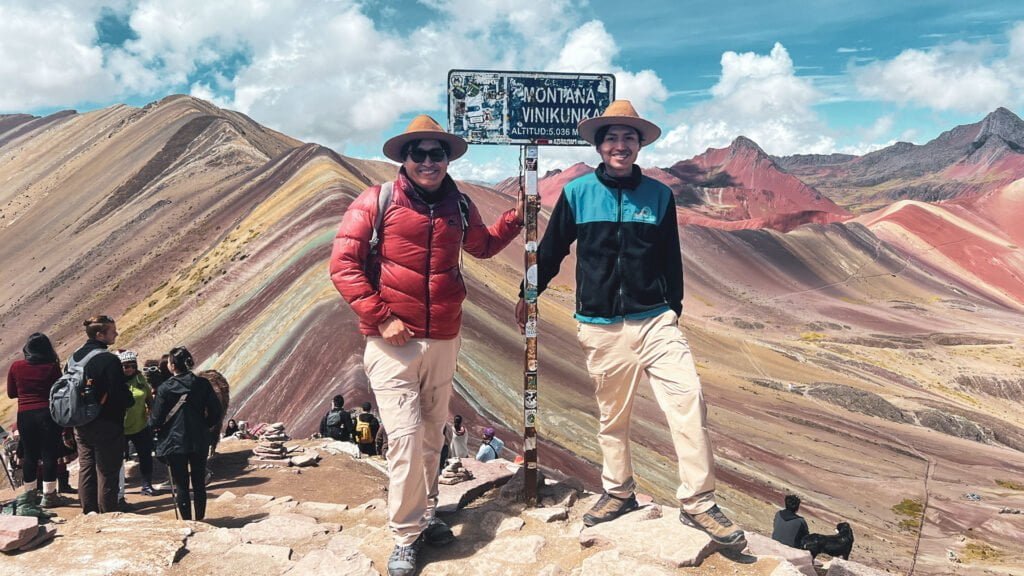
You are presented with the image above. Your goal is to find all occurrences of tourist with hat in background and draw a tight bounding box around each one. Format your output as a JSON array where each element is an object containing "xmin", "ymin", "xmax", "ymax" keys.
[
  {"xmin": 515, "ymin": 100, "xmax": 746, "ymax": 547},
  {"xmin": 474, "ymin": 426, "xmax": 504, "ymax": 463},
  {"xmin": 330, "ymin": 114, "xmax": 524, "ymax": 576}
]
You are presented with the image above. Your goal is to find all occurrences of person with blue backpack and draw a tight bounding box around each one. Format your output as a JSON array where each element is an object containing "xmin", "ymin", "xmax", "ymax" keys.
[{"xmin": 70, "ymin": 315, "xmax": 132, "ymax": 514}]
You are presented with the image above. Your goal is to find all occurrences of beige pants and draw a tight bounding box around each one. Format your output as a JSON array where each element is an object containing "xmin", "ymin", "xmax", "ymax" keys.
[
  {"xmin": 577, "ymin": 310, "xmax": 717, "ymax": 514},
  {"xmin": 364, "ymin": 336, "xmax": 460, "ymax": 546}
]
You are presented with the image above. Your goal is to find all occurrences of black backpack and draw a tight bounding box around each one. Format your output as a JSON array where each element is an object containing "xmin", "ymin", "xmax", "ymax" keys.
[{"xmin": 49, "ymin": 349, "xmax": 106, "ymax": 427}]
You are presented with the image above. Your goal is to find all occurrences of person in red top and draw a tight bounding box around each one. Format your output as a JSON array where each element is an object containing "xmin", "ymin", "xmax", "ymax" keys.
[
  {"xmin": 6, "ymin": 332, "xmax": 68, "ymax": 507},
  {"xmin": 330, "ymin": 115, "xmax": 522, "ymax": 576}
]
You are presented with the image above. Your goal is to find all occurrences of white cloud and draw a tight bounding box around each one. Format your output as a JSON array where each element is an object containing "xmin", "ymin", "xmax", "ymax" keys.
[
  {"xmin": 853, "ymin": 22, "xmax": 1024, "ymax": 113},
  {"xmin": 645, "ymin": 42, "xmax": 836, "ymax": 165},
  {"xmin": 0, "ymin": 3, "xmax": 118, "ymax": 110}
]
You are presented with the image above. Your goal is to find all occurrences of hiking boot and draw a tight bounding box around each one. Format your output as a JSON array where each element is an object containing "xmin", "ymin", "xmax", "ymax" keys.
[
  {"xmin": 141, "ymin": 484, "xmax": 157, "ymax": 497},
  {"xmin": 422, "ymin": 517, "xmax": 455, "ymax": 546},
  {"xmin": 58, "ymin": 472, "xmax": 75, "ymax": 494},
  {"xmin": 40, "ymin": 492, "xmax": 71, "ymax": 508},
  {"xmin": 679, "ymin": 505, "xmax": 747, "ymax": 547},
  {"xmin": 582, "ymin": 492, "xmax": 638, "ymax": 527},
  {"xmin": 387, "ymin": 541, "xmax": 419, "ymax": 576}
]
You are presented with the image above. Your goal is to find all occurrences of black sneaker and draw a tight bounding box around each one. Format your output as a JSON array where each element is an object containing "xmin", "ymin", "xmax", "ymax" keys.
[
  {"xmin": 141, "ymin": 485, "xmax": 157, "ymax": 497},
  {"xmin": 582, "ymin": 492, "xmax": 638, "ymax": 527},
  {"xmin": 679, "ymin": 506, "xmax": 746, "ymax": 547},
  {"xmin": 422, "ymin": 517, "xmax": 455, "ymax": 546},
  {"xmin": 117, "ymin": 498, "xmax": 135, "ymax": 512}
]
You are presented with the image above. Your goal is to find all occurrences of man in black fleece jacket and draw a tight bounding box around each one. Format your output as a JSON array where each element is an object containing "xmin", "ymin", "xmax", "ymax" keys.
[{"xmin": 73, "ymin": 315, "xmax": 132, "ymax": 514}]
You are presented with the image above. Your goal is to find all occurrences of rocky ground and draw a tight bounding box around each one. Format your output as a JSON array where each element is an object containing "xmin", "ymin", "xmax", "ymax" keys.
[{"xmin": 0, "ymin": 438, "xmax": 895, "ymax": 575}]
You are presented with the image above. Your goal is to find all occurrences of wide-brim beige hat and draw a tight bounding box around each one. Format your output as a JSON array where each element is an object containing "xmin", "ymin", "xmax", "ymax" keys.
[
  {"xmin": 577, "ymin": 100, "xmax": 661, "ymax": 146},
  {"xmin": 382, "ymin": 114, "xmax": 468, "ymax": 163}
]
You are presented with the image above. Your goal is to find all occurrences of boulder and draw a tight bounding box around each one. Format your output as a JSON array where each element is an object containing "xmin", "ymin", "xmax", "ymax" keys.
[
  {"xmin": 295, "ymin": 501, "xmax": 350, "ymax": 519},
  {"xmin": 289, "ymin": 454, "xmax": 320, "ymax": 467},
  {"xmin": 239, "ymin": 513, "xmax": 338, "ymax": 547},
  {"xmin": 580, "ymin": 549, "xmax": 675, "ymax": 575},
  {"xmin": 479, "ymin": 534, "xmax": 547, "ymax": 564},
  {"xmin": 436, "ymin": 458, "xmax": 516, "ymax": 514},
  {"xmin": 744, "ymin": 532, "xmax": 815, "ymax": 576},
  {"xmin": 524, "ymin": 506, "xmax": 569, "ymax": 523},
  {"xmin": 18, "ymin": 524, "xmax": 57, "ymax": 551},
  {"xmin": 0, "ymin": 515, "xmax": 39, "ymax": 552},
  {"xmin": 284, "ymin": 547, "xmax": 378, "ymax": 576},
  {"xmin": 579, "ymin": 505, "xmax": 718, "ymax": 568},
  {"xmin": 826, "ymin": 558, "xmax": 890, "ymax": 576}
]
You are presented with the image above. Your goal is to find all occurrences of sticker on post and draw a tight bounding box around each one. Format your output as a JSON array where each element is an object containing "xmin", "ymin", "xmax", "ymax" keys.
[
  {"xmin": 525, "ymin": 241, "xmax": 537, "ymax": 252},
  {"xmin": 526, "ymin": 172, "xmax": 538, "ymax": 195},
  {"xmin": 524, "ymin": 437, "xmax": 537, "ymax": 451},
  {"xmin": 525, "ymin": 320, "xmax": 537, "ymax": 338},
  {"xmin": 525, "ymin": 410, "xmax": 537, "ymax": 426},
  {"xmin": 526, "ymin": 264, "xmax": 537, "ymax": 285},
  {"xmin": 524, "ymin": 390, "xmax": 538, "ymax": 409}
]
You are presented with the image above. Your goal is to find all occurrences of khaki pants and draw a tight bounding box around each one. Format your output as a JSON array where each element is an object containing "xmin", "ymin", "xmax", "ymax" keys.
[
  {"xmin": 577, "ymin": 310, "xmax": 717, "ymax": 514},
  {"xmin": 364, "ymin": 336, "xmax": 460, "ymax": 546}
]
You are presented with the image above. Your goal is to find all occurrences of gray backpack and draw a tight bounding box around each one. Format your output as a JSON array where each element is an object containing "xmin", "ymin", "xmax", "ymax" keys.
[{"xmin": 49, "ymin": 349, "xmax": 106, "ymax": 427}]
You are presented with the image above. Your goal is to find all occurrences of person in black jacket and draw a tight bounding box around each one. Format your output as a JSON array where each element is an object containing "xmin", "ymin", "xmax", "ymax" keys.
[
  {"xmin": 73, "ymin": 315, "xmax": 133, "ymax": 514},
  {"xmin": 319, "ymin": 394, "xmax": 354, "ymax": 441},
  {"xmin": 772, "ymin": 494, "xmax": 810, "ymax": 548},
  {"xmin": 148, "ymin": 346, "xmax": 222, "ymax": 521}
]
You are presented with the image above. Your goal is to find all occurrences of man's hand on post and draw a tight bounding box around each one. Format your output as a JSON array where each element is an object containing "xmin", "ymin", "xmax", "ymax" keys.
[
  {"xmin": 515, "ymin": 298, "xmax": 527, "ymax": 334},
  {"xmin": 379, "ymin": 315, "xmax": 414, "ymax": 346}
]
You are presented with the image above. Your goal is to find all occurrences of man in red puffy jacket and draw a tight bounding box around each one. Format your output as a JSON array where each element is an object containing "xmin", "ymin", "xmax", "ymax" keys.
[{"xmin": 330, "ymin": 115, "xmax": 522, "ymax": 576}]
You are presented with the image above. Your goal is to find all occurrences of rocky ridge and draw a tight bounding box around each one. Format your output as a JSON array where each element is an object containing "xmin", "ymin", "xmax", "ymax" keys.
[{"xmin": 1, "ymin": 443, "xmax": 887, "ymax": 576}]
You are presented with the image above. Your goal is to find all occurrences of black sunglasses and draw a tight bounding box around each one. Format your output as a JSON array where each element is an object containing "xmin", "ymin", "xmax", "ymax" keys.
[{"xmin": 408, "ymin": 147, "xmax": 447, "ymax": 163}]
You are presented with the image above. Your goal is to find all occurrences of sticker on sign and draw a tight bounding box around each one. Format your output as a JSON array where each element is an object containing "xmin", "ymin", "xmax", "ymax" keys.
[{"xmin": 448, "ymin": 70, "xmax": 615, "ymax": 146}]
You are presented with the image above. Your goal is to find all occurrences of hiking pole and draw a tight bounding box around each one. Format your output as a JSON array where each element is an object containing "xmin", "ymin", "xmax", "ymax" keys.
[
  {"xmin": 0, "ymin": 453, "xmax": 17, "ymax": 492},
  {"xmin": 165, "ymin": 461, "xmax": 179, "ymax": 520}
]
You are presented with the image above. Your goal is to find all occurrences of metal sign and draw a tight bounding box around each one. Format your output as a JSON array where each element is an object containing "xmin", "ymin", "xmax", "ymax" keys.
[{"xmin": 448, "ymin": 70, "xmax": 615, "ymax": 146}]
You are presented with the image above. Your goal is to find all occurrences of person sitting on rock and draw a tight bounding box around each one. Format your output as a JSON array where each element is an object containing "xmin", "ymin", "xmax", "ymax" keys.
[
  {"xmin": 319, "ymin": 394, "xmax": 354, "ymax": 442},
  {"xmin": 475, "ymin": 427, "xmax": 504, "ymax": 463},
  {"xmin": 354, "ymin": 402, "xmax": 381, "ymax": 457},
  {"xmin": 772, "ymin": 494, "xmax": 809, "ymax": 548}
]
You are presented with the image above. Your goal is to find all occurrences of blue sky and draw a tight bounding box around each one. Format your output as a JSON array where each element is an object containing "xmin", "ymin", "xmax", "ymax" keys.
[{"xmin": 3, "ymin": 0, "xmax": 1024, "ymax": 181}]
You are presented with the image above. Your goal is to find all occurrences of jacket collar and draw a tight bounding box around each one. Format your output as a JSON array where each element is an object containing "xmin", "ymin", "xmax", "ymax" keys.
[
  {"xmin": 397, "ymin": 167, "xmax": 458, "ymax": 205},
  {"xmin": 595, "ymin": 163, "xmax": 642, "ymax": 190}
]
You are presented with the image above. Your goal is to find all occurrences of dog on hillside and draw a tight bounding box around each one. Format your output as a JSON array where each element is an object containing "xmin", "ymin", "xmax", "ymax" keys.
[{"xmin": 801, "ymin": 522, "xmax": 854, "ymax": 560}]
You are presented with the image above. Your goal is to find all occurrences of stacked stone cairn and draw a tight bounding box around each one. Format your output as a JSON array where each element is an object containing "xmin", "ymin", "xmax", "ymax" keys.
[
  {"xmin": 252, "ymin": 423, "xmax": 290, "ymax": 462},
  {"xmin": 438, "ymin": 458, "xmax": 475, "ymax": 485}
]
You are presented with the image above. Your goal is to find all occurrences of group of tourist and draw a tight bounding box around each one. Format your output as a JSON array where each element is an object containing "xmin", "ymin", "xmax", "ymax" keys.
[
  {"xmin": 6, "ymin": 316, "xmax": 222, "ymax": 521},
  {"xmin": 8, "ymin": 99, "xmax": 747, "ymax": 576}
]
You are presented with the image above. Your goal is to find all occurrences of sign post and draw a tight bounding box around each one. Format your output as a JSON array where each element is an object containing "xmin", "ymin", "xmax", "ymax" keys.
[{"xmin": 448, "ymin": 70, "xmax": 614, "ymax": 505}]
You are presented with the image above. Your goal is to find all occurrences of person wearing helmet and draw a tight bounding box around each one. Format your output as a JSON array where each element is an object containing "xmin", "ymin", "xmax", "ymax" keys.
[{"xmin": 118, "ymin": 350, "xmax": 156, "ymax": 507}]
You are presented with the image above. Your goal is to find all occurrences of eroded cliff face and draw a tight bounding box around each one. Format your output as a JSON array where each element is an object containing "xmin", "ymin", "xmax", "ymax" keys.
[{"xmin": 2, "ymin": 97, "xmax": 1023, "ymax": 576}]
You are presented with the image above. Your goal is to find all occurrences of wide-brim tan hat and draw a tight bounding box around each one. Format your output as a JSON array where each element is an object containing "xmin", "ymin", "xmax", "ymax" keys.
[
  {"xmin": 382, "ymin": 114, "xmax": 468, "ymax": 163},
  {"xmin": 577, "ymin": 100, "xmax": 661, "ymax": 146}
]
